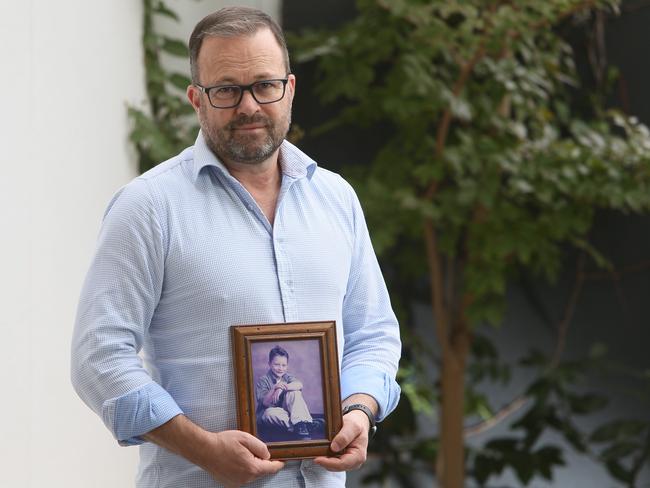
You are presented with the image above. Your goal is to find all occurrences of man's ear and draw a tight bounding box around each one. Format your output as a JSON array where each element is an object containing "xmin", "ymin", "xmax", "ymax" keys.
[
  {"xmin": 187, "ymin": 84, "xmax": 201, "ymax": 113},
  {"xmin": 287, "ymin": 73, "xmax": 296, "ymax": 102}
]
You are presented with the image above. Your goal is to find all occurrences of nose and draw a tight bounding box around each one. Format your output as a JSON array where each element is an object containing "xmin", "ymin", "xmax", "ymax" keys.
[{"xmin": 236, "ymin": 88, "xmax": 260, "ymax": 115}]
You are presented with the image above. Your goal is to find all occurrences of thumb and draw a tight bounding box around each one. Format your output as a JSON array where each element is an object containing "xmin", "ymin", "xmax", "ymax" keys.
[{"xmin": 240, "ymin": 432, "xmax": 272, "ymax": 460}]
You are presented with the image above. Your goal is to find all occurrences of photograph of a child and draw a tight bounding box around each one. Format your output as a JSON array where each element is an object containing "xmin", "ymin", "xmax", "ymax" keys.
[{"xmin": 253, "ymin": 340, "xmax": 326, "ymax": 443}]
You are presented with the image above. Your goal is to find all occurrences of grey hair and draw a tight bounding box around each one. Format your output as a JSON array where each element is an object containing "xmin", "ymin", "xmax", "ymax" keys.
[{"xmin": 188, "ymin": 6, "xmax": 290, "ymax": 84}]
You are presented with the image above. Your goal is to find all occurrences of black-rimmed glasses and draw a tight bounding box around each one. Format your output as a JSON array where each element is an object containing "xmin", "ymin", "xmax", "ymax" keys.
[{"xmin": 195, "ymin": 78, "xmax": 289, "ymax": 109}]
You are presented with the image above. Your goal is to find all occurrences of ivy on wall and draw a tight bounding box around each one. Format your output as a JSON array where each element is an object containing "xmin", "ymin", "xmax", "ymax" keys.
[{"xmin": 128, "ymin": 0, "xmax": 198, "ymax": 174}]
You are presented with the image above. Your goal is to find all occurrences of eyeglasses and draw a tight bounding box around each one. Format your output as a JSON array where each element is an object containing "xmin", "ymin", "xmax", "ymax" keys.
[{"xmin": 195, "ymin": 78, "xmax": 290, "ymax": 109}]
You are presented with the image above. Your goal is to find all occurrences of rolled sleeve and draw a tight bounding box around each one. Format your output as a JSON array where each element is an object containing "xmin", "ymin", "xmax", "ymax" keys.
[
  {"xmin": 341, "ymin": 365, "xmax": 401, "ymax": 422},
  {"xmin": 103, "ymin": 382, "xmax": 183, "ymax": 446}
]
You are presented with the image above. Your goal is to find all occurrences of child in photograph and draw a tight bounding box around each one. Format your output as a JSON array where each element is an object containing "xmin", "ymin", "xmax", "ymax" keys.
[{"xmin": 255, "ymin": 345, "xmax": 314, "ymax": 438}]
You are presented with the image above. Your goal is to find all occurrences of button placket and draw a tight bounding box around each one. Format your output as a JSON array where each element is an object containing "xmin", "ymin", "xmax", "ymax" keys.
[{"xmin": 273, "ymin": 211, "xmax": 297, "ymax": 322}]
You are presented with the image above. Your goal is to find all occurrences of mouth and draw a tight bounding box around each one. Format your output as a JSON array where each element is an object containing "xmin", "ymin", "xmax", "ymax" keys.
[{"xmin": 231, "ymin": 124, "xmax": 267, "ymax": 131}]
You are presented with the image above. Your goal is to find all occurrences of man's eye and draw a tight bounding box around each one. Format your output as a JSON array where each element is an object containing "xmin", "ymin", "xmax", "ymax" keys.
[
  {"xmin": 256, "ymin": 81, "xmax": 279, "ymax": 91},
  {"xmin": 214, "ymin": 86, "xmax": 238, "ymax": 97}
]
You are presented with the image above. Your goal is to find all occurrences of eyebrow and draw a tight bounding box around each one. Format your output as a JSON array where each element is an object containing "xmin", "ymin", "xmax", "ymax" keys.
[{"xmin": 211, "ymin": 73, "xmax": 285, "ymax": 85}]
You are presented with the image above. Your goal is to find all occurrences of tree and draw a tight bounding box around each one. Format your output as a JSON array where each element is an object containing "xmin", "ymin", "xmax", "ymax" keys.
[{"xmin": 290, "ymin": 1, "xmax": 650, "ymax": 486}]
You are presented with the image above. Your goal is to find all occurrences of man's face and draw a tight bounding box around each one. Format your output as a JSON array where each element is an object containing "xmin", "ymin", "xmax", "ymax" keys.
[
  {"xmin": 269, "ymin": 355, "xmax": 288, "ymax": 378},
  {"xmin": 187, "ymin": 28, "xmax": 295, "ymax": 166}
]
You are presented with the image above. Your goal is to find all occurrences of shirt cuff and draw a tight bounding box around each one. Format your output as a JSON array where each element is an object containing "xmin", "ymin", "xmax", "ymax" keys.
[
  {"xmin": 340, "ymin": 364, "xmax": 401, "ymax": 422},
  {"xmin": 101, "ymin": 382, "xmax": 184, "ymax": 446}
]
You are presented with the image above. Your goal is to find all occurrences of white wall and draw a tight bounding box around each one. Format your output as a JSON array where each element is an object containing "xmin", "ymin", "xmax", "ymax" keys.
[{"xmin": 0, "ymin": 1, "xmax": 277, "ymax": 487}]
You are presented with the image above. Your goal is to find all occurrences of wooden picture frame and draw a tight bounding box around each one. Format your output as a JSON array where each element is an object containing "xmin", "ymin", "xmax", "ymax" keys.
[{"xmin": 231, "ymin": 321, "xmax": 342, "ymax": 460}]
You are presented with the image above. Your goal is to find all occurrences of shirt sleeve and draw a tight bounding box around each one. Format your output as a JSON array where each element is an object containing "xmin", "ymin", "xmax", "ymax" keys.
[
  {"xmin": 339, "ymin": 183, "xmax": 402, "ymax": 422},
  {"xmin": 70, "ymin": 180, "xmax": 182, "ymax": 446},
  {"xmin": 255, "ymin": 374, "xmax": 272, "ymax": 406}
]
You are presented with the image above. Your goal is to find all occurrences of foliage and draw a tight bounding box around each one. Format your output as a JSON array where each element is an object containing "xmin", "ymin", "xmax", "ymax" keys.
[
  {"xmin": 293, "ymin": 0, "xmax": 650, "ymax": 325},
  {"xmin": 467, "ymin": 346, "xmax": 650, "ymax": 486},
  {"xmin": 590, "ymin": 418, "xmax": 650, "ymax": 485},
  {"xmin": 289, "ymin": 0, "xmax": 650, "ymax": 485},
  {"xmin": 129, "ymin": 0, "xmax": 198, "ymax": 173},
  {"xmin": 370, "ymin": 335, "xmax": 650, "ymax": 486}
]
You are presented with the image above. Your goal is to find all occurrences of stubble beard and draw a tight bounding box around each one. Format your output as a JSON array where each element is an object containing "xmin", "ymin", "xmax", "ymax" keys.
[{"xmin": 200, "ymin": 102, "xmax": 292, "ymax": 166}]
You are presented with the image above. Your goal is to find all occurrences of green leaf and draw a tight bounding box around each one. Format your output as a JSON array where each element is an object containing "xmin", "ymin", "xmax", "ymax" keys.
[
  {"xmin": 558, "ymin": 422, "xmax": 588, "ymax": 453},
  {"xmin": 411, "ymin": 438, "xmax": 438, "ymax": 461},
  {"xmin": 473, "ymin": 453, "xmax": 504, "ymax": 484},
  {"xmin": 590, "ymin": 420, "xmax": 648, "ymax": 443},
  {"xmin": 605, "ymin": 459, "xmax": 634, "ymax": 484},
  {"xmin": 143, "ymin": 31, "xmax": 158, "ymax": 51},
  {"xmin": 520, "ymin": 349, "xmax": 548, "ymax": 368},
  {"xmin": 567, "ymin": 393, "xmax": 608, "ymax": 415},
  {"xmin": 601, "ymin": 441, "xmax": 641, "ymax": 461},
  {"xmin": 472, "ymin": 335, "xmax": 498, "ymax": 360},
  {"xmin": 161, "ymin": 37, "xmax": 189, "ymax": 57},
  {"xmin": 535, "ymin": 445, "xmax": 565, "ymax": 477},
  {"xmin": 512, "ymin": 454, "xmax": 535, "ymax": 485},
  {"xmin": 168, "ymin": 72, "xmax": 192, "ymax": 91},
  {"xmin": 485, "ymin": 438, "xmax": 519, "ymax": 453},
  {"xmin": 154, "ymin": 1, "xmax": 179, "ymax": 21}
]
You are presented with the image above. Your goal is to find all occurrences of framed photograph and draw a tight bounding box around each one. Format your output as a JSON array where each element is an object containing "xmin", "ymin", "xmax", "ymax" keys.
[{"xmin": 231, "ymin": 321, "xmax": 342, "ymax": 460}]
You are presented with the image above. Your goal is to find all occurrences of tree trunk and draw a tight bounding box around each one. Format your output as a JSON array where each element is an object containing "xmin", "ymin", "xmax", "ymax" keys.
[
  {"xmin": 439, "ymin": 327, "xmax": 470, "ymax": 487},
  {"xmin": 423, "ymin": 219, "xmax": 472, "ymax": 487}
]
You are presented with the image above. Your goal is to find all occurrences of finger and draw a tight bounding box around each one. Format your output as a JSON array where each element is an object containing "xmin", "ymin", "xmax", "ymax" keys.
[
  {"xmin": 252, "ymin": 458, "xmax": 286, "ymax": 475},
  {"xmin": 330, "ymin": 423, "xmax": 362, "ymax": 453},
  {"xmin": 240, "ymin": 432, "xmax": 272, "ymax": 460},
  {"xmin": 313, "ymin": 450, "xmax": 364, "ymax": 472}
]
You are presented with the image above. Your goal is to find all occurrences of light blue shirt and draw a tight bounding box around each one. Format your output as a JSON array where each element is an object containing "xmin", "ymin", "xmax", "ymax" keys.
[{"xmin": 71, "ymin": 132, "xmax": 401, "ymax": 487}]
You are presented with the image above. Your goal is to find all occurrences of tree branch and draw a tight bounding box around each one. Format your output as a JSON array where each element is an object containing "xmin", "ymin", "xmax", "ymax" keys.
[
  {"xmin": 550, "ymin": 252, "xmax": 586, "ymax": 368},
  {"xmin": 464, "ymin": 395, "xmax": 529, "ymax": 438},
  {"xmin": 582, "ymin": 259, "xmax": 650, "ymax": 280},
  {"xmin": 463, "ymin": 250, "xmax": 588, "ymax": 437}
]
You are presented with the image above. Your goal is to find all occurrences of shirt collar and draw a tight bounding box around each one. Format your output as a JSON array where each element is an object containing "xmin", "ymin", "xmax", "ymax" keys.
[{"xmin": 191, "ymin": 130, "xmax": 317, "ymax": 183}]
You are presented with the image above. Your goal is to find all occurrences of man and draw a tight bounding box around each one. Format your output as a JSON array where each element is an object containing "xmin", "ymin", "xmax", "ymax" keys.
[{"xmin": 71, "ymin": 6, "xmax": 401, "ymax": 488}]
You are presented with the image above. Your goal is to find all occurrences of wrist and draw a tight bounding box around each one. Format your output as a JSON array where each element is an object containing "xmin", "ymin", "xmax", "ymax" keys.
[
  {"xmin": 342, "ymin": 403, "xmax": 377, "ymax": 438},
  {"xmin": 144, "ymin": 415, "xmax": 212, "ymax": 464}
]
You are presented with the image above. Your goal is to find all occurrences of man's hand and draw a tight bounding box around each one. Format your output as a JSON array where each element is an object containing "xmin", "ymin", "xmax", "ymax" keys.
[
  {"xmin": 197, "ymin": 430, "xmax": 285, "ymax": 487},
  {"xmin": 144, "ymin": 415, "xmax": 284, "ymax": 488},
  {"xmin": 313, "ymin": 409, "xmax": 369, "ymax": 471}
]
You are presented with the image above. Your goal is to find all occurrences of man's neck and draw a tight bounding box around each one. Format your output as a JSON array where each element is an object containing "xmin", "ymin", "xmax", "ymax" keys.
[
  {"xmin": 225, "ymin": 158, "xmax": 281, "ymax": 194},
  {"xmin": 222, "ymin": 151, "xmax": 282, "ymax": 225}
]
